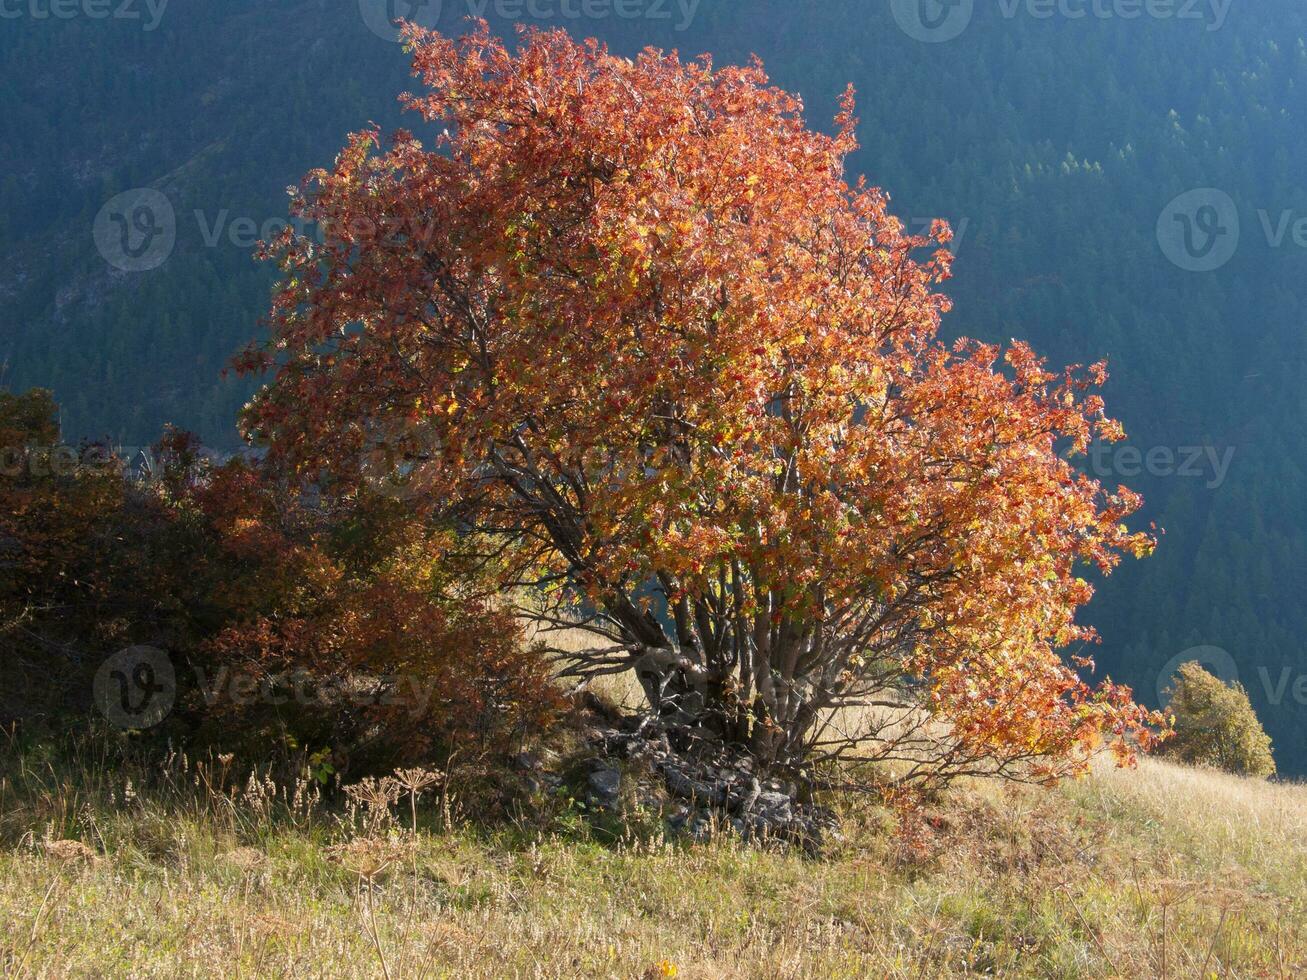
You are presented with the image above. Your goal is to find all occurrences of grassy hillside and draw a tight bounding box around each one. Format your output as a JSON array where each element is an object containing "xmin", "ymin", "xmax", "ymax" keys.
[{"xmin": 1, "ymin": 737, "xmax": 1301, "ymax": 978}]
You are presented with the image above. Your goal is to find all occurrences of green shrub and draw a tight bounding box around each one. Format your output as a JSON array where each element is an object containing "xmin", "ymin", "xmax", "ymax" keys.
[{"xmin": 1158, "ymin": 661, "xmax": 1276, "ymax": 778}]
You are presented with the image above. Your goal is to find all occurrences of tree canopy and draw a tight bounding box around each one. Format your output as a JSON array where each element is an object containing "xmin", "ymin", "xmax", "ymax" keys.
[{"xmin": 240, "ymin": 23, "xmax": 1164, "ymax": 782}]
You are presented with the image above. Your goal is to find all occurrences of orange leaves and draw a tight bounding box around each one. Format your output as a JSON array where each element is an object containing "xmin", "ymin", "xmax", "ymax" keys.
[
  {"xmin": 237, "ymin": 25, "xmax": 1163, "ymax": 778},
  {"xmin": 193, "ymin": 468, "xmax": 559, "ymax": 764}
]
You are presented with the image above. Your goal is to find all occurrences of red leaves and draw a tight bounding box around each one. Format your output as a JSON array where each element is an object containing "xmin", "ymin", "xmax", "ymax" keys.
[
  {"xmin": 183, "ymin": 458, "xmax": 559, "ymax": 761},
  {"xmin": 239, "ymin": 24, "xmax": 1163, "ymax": 779}
]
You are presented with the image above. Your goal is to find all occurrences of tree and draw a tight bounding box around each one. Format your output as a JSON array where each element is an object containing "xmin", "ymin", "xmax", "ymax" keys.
[
  {"xmin": 1159, "ymin": 662, "xmax": 1276, "ymax": 778},
  {"xmin": 241, "ymin": 23, "xmax": 1165, "ymax": 785}
]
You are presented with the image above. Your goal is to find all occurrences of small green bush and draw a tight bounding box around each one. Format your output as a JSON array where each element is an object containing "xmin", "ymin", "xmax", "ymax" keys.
[{"xmin": 1158, "ymin": 661, "xmax": 1276, "ymax": 778}]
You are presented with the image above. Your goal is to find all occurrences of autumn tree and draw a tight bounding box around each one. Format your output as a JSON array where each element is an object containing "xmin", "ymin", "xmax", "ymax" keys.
[{"xmin": 241, "ymin": 23, "xmax": 1164, "ymax": 784}]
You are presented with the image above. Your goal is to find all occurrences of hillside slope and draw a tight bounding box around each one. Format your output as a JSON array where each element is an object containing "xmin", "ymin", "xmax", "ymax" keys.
[{"xmin": 1, "ymin": 745, "xmax": 1302, "ymax": 977}]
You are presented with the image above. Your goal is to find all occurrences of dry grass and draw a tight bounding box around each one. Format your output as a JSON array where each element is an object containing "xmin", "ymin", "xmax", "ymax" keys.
[
  {"xmin": 0, "ymin": 730, "xmax": 1302, "ymax": 979},
  {"xmin": 587, "ymin": 664, "xmax": 648, "ymax": 712},
  {"xmin": 1071, "ymin": 755, "xmax": 1307, "ymax": 895}
]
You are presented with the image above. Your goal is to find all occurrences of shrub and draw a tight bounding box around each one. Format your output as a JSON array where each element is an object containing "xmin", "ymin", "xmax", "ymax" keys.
[
  {"xmin": 0, "ymin": 389, "xmax": 559, "ymax": 772},
  {"xmin": 194, "ymin": 471, "xmax": 561, "ymax": 769},
  {"xmin": 1158, "ymin": 661, "xmax": 1276, "ymax": 778},
  {"xmin": 0, "ymin": 389, "xmax": 128, "ymax": 720}
]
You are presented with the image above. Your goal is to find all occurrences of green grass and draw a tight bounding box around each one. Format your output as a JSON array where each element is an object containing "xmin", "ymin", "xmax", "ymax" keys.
[{"xmin": 0, "ymin": 733, "xmax": 1302, "ymax": 978}]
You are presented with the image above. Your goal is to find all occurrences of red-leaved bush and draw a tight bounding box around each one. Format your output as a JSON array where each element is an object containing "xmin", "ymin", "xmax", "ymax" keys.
[
  {"xmin": 239, "ymin": 24, "xmax": 1165, "ymax": 784},
  {"xmin": 0, "ymin": 390, "xmax": 558, "ymax": 771}
]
